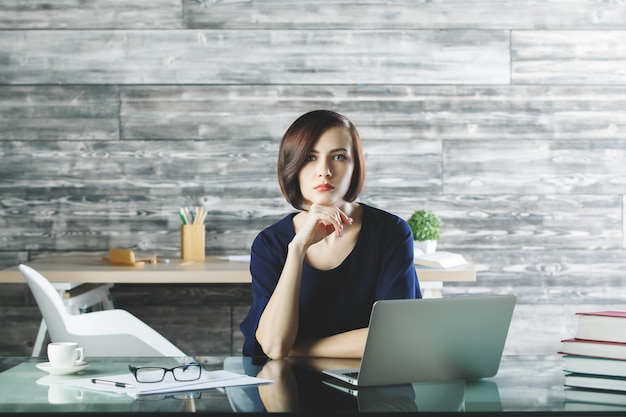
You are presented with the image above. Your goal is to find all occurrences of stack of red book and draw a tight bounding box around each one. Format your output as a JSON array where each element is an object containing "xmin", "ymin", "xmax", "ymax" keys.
[{"xmin": 560, "ymin": 311, "xmax": 626, "ymax": 400}]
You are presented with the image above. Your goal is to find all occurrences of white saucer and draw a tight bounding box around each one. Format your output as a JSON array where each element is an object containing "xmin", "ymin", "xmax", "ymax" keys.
[{"xmin": 36, "ymin": 362, "xmax": 90, "ymax": 375}]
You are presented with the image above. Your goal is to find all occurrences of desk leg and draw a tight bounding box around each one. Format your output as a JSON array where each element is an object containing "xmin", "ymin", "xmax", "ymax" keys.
[{"xmin": 420, "ymin": 281, "xmax": 443, "ymax": 299}]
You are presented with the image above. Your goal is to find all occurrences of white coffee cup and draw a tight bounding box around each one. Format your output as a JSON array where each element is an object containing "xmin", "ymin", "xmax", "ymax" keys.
[{"xmin": 47, "ymin": 342, "xmax": 85, "ymax": 368}]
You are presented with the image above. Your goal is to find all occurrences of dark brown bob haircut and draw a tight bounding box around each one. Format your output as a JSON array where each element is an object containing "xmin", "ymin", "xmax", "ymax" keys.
[{"xmin": 278, "ymin": 110, "xmax": 366, "ymax": 210}]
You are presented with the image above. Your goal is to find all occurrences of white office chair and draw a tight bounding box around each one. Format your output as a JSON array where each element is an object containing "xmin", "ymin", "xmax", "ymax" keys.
[{"xmin": 19, "ymin": 264, "xmax": 187, "ymax": 357}]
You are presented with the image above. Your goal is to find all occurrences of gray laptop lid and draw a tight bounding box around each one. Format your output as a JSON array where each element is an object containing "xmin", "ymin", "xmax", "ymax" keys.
[{"xmin": 354, "ymin": 294, "xmax": 516, "ymax": 386}]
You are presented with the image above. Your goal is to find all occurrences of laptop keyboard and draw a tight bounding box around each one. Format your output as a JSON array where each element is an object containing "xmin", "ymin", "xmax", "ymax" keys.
[{"xmin": 344, "ymin": 371, "xmax": 359, "ymax": 378}]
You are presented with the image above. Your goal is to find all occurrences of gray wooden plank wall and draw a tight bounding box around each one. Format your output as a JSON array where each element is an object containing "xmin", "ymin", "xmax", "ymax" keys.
[{"xmin": 1, "ymin": 0, "xmax": 626, "ymax": 357}]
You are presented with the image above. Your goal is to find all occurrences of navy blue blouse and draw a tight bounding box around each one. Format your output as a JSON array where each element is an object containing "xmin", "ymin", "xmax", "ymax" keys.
[{"xmin": 240, "ymin": 203, "xmax": 422, "ymax": 356}]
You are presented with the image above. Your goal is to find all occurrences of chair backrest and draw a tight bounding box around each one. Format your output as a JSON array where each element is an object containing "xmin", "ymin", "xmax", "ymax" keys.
[
  {"xmin": 19, "ymin": 264, "xmax": 188, "ymax": 357},
  {"xmin": 19, "ymin": 264, "xmax": 73, "ymax": 342}
]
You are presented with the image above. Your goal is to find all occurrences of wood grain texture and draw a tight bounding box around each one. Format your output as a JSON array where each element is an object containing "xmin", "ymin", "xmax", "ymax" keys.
[
  {"xmin": 121, "ymin": 305, "xmax": 233, "ymax": 355},
  {"xmin": 622, "ymin": 194, "xmax": 626, "ymax": 248},
  {"xmin": 0, "ymin": 190, "xmax": 277, "ymax": 253},
  {"xmin": 111, "ymin": 284, "xmax": 252, "ymax": 355},
  {"xmin": 120, "ymin": 85, "xmax": 626, "ymax": 141},
  {"xmin": 376, "ymin": 194, "xmax": 623, "ymax": 251},
  {"xmin": 184, "ymin": 0, "xmax": 626, "ymax": 30},
  {"xmin": 443, "ymin": 249, "xmax": 626, "ymax": 303},
  {"xmin": 0, "ymin": 139, "xmax": 621, "ymax": 251},
  {"xmin": 0, "ymin": 86, "xmax": 119, "ymax": 140},
  {"xmin": 1, "ymin": 83, "xmax": 625, "ymax": 142},
  {"xmin": 0, "ymin": 30, "xmax": 509, "ymax": 85},
  {"xmin": 2, "ymin": 0, "xmax": 625, "ymax": 30},
  {"xmin": 513, "ymin": 31, "xmax": 626, "ymax": 84},
  {"xmin": 0, "ymin": 135, "xmax": 436, "ymax": 253},
  {"xmin": 0, "ymin": 306, "xmax": 42, "ymax": 356},
  {"xmin": 0, "ymin": 253, "xmax": 28, "ymax": 270},
  {"xmin": 0, "ymin": 0, "xmax": 183, "ymax": 29},
  {"xmin": 110, "ymin": 284, "xmax": 253, "ymax": 306},
  {"xmin": 501, "ymin": 303, "xmax": 626, "ymax": 355},
  {"xmin": 232, "ymin": 305, "xmax": 249, "ymax": 355},
  {"xmin": 444, "ymin": 139, "xmax": 626, "ymax": 194}
]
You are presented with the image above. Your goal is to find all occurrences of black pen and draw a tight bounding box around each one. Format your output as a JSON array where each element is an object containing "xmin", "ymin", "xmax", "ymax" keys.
[{"xmin": 91, "ymin": 378, "xmax": 134, "ymax": 389}]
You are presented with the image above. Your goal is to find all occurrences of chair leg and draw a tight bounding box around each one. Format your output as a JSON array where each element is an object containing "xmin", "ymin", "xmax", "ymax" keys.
[{"xmin": 32, "ymin": 318, "xmax": 48, "ymax": 357}]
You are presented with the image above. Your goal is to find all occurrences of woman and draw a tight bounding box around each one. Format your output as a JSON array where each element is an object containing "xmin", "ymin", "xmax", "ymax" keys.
[{"xmin": 240, "ymin": 110, "xmax": 421, "ymax": 359}]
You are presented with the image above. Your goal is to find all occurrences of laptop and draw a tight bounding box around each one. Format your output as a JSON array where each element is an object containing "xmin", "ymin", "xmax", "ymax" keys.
[{"xmin": 323, "ymin": 294, "xmax": 516, "ymax": 387}]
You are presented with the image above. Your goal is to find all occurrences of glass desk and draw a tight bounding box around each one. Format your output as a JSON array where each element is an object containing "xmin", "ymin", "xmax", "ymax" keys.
[{"xmin": 0, "ymin": 355, "xmax": 621, "ymax": 414}]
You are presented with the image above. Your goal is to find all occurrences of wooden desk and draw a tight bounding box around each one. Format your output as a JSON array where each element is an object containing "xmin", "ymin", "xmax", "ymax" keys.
[
  {"xmin": 0, "ymin": 254, "xmax": 475, "ymax": 286},
  {"xmin": 0, "ymin": 255, "xmax": 252, "ymax": 288},
  {"xmin": 415, "ymin": 264, "xmax": 476, "ymax": 298}
]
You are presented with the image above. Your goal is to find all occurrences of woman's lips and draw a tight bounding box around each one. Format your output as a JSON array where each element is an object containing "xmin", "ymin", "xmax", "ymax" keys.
[{"xmin": 314, "ymin": 183, "xmax": 335, "ymax": 191}]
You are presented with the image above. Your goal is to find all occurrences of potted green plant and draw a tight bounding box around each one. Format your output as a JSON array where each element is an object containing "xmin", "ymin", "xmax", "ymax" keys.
[{"xmin": 407, "ymin": 209, "xmax": 442, "ymax": 254}]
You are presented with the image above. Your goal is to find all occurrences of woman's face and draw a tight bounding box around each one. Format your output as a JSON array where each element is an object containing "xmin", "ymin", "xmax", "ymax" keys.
[{"xmin": 298, "ymin": 127, "xmax": 355, "ymax": 208}]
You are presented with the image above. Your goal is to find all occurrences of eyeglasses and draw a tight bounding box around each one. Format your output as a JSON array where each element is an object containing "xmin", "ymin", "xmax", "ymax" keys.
[{"xmin": 128, "ymin": 363, "xmax": 202, "ymax": 383}]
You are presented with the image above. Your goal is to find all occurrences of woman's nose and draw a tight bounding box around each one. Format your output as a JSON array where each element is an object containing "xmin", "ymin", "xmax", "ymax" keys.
[{"xmin": 317, "ymin": 161, "xmax": 332, "ymax": 177}]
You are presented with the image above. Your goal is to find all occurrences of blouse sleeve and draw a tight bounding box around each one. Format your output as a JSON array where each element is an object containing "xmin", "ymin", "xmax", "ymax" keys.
[
  {"xmin": 239, "ymin": 229, "xmax": 288, "ymax": 356},
  {"xmin": 374, "ymin": 215, "xmax": 422, "ymax": 300}
]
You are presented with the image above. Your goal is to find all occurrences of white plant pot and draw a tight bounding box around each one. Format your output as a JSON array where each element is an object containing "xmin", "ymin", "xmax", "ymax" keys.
[{"xmin": 414, "ymin": 240, "xmax": 437, "ymax": 255}]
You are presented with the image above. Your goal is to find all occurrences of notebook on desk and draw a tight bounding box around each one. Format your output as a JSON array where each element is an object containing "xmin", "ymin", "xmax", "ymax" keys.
[{"xmin": 323, "ymin": 294, "xmax": 516, "ymax": 387}]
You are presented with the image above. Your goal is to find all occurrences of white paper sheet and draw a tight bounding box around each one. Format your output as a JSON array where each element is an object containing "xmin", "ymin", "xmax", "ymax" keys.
[{"xmin": 64, "ymin": 370, "xmax": 271, "ymax": 398}]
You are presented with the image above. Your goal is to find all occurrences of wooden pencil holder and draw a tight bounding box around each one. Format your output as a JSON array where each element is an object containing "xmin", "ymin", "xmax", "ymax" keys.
[{"xmin": 180, "ymin": 224, "xmax": 205, "ymax": 260}]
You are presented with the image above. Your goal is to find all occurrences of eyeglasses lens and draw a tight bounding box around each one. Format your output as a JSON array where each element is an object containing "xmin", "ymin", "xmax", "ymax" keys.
[
  {"xmin": 173, "ymin": 364, "xmax": 202, "ymax": 381},
  {"xmin": 133, "ymin": 364, "xmax": 202, "ymax": 383},
  {"xmin": 135, "ymin": 367, "xmax": 167, "ymax": 383}
]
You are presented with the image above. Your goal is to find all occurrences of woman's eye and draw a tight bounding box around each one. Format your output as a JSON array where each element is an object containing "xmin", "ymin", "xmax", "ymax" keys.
[
  {"xmin": 305, "ymin": 155, "xmax": 316, "ymax": 162},
  {"xmin": 333, "ymin": 154, "xmax": 347, "ymax": 161}
]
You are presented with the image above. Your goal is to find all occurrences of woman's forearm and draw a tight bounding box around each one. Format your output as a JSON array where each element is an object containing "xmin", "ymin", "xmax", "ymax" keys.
[
  {"xmin": 290, "ymin": 327, "xmax": 368, "ymax": 358},
  {"xmin": 256, "ymin": 241, "xmax": 307, "ymax": 359}
]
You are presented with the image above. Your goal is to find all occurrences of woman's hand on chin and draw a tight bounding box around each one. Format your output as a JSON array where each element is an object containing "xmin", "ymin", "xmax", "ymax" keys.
[{"xmin": 294, "ymin": 203, "xmax": 353, "ymax": 248}]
